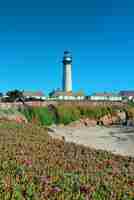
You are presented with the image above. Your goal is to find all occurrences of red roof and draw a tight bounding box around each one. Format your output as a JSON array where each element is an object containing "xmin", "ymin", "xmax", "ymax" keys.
[
  {"xmin": 23, "ymin": 91, "xmax": 45, "ymax": 97},
  {"xmin": 120, "ymin": 91, "xmax": 134, "ymax": 97}
]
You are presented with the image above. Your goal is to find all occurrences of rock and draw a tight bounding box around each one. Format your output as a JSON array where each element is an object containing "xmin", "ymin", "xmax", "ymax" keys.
[
  {"xmin": 116, "ymin": 110, "xmax": 127, "ymax": 124},
  {"xmin": 68, "ymin": 118, "xmax": 97, "ymax": 128},
  {"xmin": 100, "ymin": 114, "xmax": 113, "ymax": 126},
  {"xmin": 47, "ymin": 124, "xmax": 57, "ymax": 133},
  {"xmin": 69, "ymin": 121, "xmax": 84, "ymax": 128},
  {"xmin": 111, "ymin": 116, "xmax": 120, "ymax": 124},
  {"xmin": 47, "ymin": 127, "xmax": 56, "ymax": 133},
  {"xmin": 49, "ymin": 124, "xmax": 57, "ymax": 131},
  {"xmin": 82, "ymin": 118, "xmax": 97, "ymax": 127},
  {"xmin": 100, "ymin": 113, "xmax": 123, "ymax": 126},
  {"xmin": 127, "ymin": 119, "xmax": 134, "ymax": 127}
]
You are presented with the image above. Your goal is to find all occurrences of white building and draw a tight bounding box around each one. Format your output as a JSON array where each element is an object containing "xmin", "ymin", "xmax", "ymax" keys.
[
  {"xmin": 119, "ymin": 91, "xmax": 134, "ymax": 101},
  {"xmin": 23, "ymin": 91, "xmax": 46, "ymax": 101},
  {"xmin": 90, "ymin": 93, "xmax": 122, "ymax": 101},
  {"xmin": 49, "ymin": 90, "xmax": 85, "ymax": 101}
]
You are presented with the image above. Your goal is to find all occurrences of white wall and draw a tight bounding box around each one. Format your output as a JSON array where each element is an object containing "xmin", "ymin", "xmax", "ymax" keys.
[{"xmin": 90, "ymin": 96, "xmax": 122, "ymax": 101}]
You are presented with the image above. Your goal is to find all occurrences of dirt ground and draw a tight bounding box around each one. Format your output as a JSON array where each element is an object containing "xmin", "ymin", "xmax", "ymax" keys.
[{"xmin": 48, "ymin": 125, "xmax": 134, "ymax": 157}]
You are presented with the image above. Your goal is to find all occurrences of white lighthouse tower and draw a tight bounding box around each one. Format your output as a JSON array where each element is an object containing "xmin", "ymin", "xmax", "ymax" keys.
[{"xmin": 62, "ymin": 51, "xmax": 72, "ymax": 92}]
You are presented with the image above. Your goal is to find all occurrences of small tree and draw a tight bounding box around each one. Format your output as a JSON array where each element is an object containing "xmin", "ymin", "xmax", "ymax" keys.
[
  {"xmin": 6, "ymin": 90, "xmax": 24, "ymax": 102},
  {"xmin": 49, "ymin": 89, "xmax": 55, "ymax": 98}
]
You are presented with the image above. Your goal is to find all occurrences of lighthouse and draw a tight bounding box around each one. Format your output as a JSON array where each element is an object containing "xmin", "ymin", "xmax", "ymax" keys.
[{"xmin": 62, "ymin": 51, "xmax": 72, "ymax": 92}]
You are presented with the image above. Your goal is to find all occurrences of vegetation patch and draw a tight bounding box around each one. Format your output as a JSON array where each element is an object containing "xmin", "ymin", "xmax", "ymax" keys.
[
  {"xmin": 0, "ymin": 122, "xmax": 134, "ymax": 199},
  {"xmin": 56, "ymin": 104, "xmax": 81, "ymax": 125},
  {"xmin": 21, "ymin": 107, "xmax": 56, "ymax": 126},
  {"xmin": 20, "ymin": 104, "xmax": 117, "ymax": 126}
]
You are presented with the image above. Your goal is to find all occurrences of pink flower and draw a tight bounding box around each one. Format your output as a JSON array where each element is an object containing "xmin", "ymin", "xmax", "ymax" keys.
[
  {"xmin": 40, "ymin": 176, "xmax": 51, "ymax": 184},
  {"xmin": 24, "ymin": 159, "xmax": 32, "ymax": 167},
  {"xmin": 80, "ymin": 185, "xmax": 90, "ymax": 194},
  {"xmin": 51, "ymin": 186, "xmax": 61, "ymax": 193}
]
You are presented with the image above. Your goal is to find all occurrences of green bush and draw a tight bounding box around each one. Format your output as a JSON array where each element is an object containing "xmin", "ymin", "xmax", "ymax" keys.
[
  {"xmin": 57, "ymin": 105, "xmax": 81, "ymax": 125},
  {"xmin": 21, "ymin": 107, "xmax": 56, "ymax": 126},
  {"xmin": 78, "ymin": 106, "xmax": 94, "ymax": 118},
  {"xmin": 34, "ymin": 107, "xmax": 56, "ymax": 126},
  {"xmin": 78, "ymin": 106, "xmax": 113, "ymax": 120},
  {"xmin": 21, "ymin": 105, "xmax": 115, "ymax": 125},
  {"xmin": 20, "ymin": 107, "xmax": 33, "ymax": 122}
]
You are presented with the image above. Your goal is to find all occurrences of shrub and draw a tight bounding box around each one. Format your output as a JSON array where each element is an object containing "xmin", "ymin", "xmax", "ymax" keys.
[
  {"xmin": 56, "ymin": 105, "xmax": 81, "ymax": 125},
  {"xmin": 21, "ymin": 104, "xmax": 116, "ymax": 125},
  {"xmin": 78, "ymin": 106, "xmax": 112, "ymax": 120},
  {"xmin": 21, "ymin": 107, "xmax": 56, "ymax": 126},
  {"xmin": 20, "ymin": 107, "xmax": 33, "ymax": 122},
  {"xmin": 78, "ymin": 106, "xmax": 95, "ymax": 119},
  {"xmin": 34, "ymin": 107, "xmax": 56, "ymax": 126}
]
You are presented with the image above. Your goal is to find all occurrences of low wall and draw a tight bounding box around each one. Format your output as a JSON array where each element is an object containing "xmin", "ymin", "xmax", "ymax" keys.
[
  {"xmin": 0, "ymin": 101, "xmax": 58, "ymax": 109},
  {"xmin": 57, "ymin": 100, "xmax": 125, "ymax": 107},
  {"xmin": 0, "ymin": 100, "xmax": 126, "ymax": 109}
]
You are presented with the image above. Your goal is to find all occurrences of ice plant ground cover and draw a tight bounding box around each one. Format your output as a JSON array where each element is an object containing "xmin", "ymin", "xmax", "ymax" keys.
[{"xmin": 0, "ymin": 122, "xmax": 134, "ymax": 199}]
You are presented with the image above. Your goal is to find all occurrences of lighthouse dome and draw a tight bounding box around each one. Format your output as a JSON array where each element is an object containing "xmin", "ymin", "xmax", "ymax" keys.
[{"xmin": 63, "ymin": 51, "xmax": 72, "ymax": 64}]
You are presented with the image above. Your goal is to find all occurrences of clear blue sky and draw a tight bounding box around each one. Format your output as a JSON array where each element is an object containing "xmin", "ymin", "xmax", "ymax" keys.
[{"xmin": 1, "ymin": 0, "xmax": 134, "ymax": 95}]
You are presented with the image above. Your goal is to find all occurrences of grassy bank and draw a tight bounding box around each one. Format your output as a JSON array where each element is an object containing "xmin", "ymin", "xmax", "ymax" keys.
[
  {"xmin": 0, "ymin": 122, "xmax": 134, "ymax": 199},
  {"xmin": 20, "ymin": 104, "xmax": 116, "ymax": 126}
]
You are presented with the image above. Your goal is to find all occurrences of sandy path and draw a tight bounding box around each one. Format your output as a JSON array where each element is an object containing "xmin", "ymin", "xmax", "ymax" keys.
[{"xmin": 48, "ymin": 126, "xmax": 134, "ymax": 157}]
